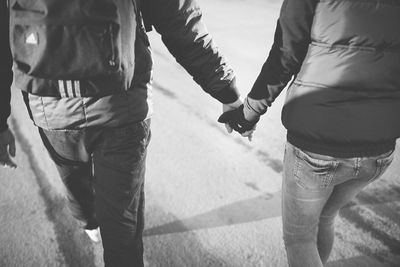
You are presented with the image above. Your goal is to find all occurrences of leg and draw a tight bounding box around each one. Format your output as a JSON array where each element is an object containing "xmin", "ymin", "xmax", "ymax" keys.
[
  {"xmin": 316, "ymin": 212, "xmax": 335, "ymax": 265},
  {"xmin": 39, "ymin": 128, "xmax": 98, "ymax": 229},
  {"xmin": 316, "ymin": 178, "xmax": 368, "ymax": 265},
  {"xmin": 93, "ymin": 120, "xmax": 151, "ymax": 267},
  {"xmin": 282, "ymin": 143, "xmax": 337, "ymax": 267},
  {"xmin": 57, "ymin": 163, "xmax": 98, "ymax": 229},
  {"xmin": 317, "ymin": 149, "xmax": 395, "ymax": 265}
]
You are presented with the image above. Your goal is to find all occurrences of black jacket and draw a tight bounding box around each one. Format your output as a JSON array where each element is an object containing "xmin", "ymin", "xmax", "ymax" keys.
[
  {"xmin": 1, "ymin": 0, "xmax": 239, "ymax": 130},
  {"xmin": 0, "ymin": 0, "xmax": 13, "ymax": 132},
  {"xmin": 250, "ymin": 0, "xmax": 400, "ymax": 157}
]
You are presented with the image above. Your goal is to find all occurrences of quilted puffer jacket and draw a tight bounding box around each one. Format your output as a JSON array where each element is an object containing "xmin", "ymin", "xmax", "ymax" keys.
[{"xmin": 249, "ymin": 0, "xmax": 400, "ymax": 157}]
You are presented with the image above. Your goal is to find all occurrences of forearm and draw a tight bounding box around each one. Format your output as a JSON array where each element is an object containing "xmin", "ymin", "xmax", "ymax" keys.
[
  {"xmin": 150, "ymin": 0, "xmax": 240, "ymax": 104},
  {"xmin": 248, "ymin": 0, "xmax": 318, "ymax": 102},
  {"xmin": 0, "ymin": 0, "xmax": 13, "ymax": 132},
  {"xmin": 0, "ymin": 74, "xmax": 12, "ymax": 132}
]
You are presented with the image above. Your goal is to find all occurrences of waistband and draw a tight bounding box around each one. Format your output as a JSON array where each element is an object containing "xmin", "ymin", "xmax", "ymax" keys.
[{"xmin": 287, "ymin": 132, "xmax": 396, "ymax": 158}]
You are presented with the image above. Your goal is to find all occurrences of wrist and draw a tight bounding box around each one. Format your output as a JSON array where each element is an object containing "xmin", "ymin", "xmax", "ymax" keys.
[
  {"xmin": 225, "ymin": 96, "xmax": 244, "ymax": 109},
  {"xmin": 243, "ymin": 106, "xmax": 260, "ymax": 122},
  {"xmin": 243, "ymin": 97, "xmax": 267, "ymax": 122}
]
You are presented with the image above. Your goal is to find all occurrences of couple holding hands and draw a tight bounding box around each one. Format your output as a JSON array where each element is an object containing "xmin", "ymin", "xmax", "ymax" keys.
[{"xmin": 1, "ymin": 0, "xmax": 399, "ymax": 266}]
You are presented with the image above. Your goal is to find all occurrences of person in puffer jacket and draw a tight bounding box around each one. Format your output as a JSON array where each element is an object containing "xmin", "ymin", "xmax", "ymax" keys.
[
  {"xmin": 0, "ymin": 0, "xmax": 243, "ymax": 266},
  {"xmin": 219, "ymin": 0, "xmax": 400, "ymax": 266}
]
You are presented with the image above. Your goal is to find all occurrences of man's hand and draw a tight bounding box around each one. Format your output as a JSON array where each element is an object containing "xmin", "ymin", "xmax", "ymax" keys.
[
  {"xmin": 0, "ymin": 128, "xmax": 17, "ymax": 169},
  {"xmin": 219, "ymin": 104, "xmax": 259, "ymax": 141},
  {"xmin": 222, "ymin": 98, "xmax": 255, "ymax": 141},
  {"xmin": 222, "ymin": 98, "xmax": 243, "ymax": 133}
]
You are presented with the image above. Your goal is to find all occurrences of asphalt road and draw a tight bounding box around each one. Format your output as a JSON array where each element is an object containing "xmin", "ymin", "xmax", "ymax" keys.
[{"xmin": 1, "ymin": 0, "xmax": 399, "ymax": 266}]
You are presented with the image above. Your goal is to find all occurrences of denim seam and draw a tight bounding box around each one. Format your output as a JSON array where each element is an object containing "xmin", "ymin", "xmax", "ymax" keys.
[
  {"xmin": 39, "ymin": 96, "xmax": 50, "ymax": 129},
  {"xmin": 293, "ymin": 154, "xmax": 301, "ymax": 186},
  {"xmin": 354, "ymin": 157, "xmax": 361, "ymax": 177},
  {"xmin": 323, "ymin": 161, "xmax": 339, "ymax": 188}
]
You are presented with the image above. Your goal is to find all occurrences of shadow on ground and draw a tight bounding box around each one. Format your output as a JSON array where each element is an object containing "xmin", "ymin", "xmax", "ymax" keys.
[
  {"xmin": 144, "ymin": 191, "xmax": 281, "ymax": 236},
  {"xmin": 144, "ymin": 203, "xmax": 239, "ymax": 267}
]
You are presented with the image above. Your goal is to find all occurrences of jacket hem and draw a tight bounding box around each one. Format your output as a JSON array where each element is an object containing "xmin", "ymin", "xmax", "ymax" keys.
[
  {"xmin": 0, "ymin": 123, "xmax": 8, "ymax": 132},
  {"xmin": 287, "ymin": 132, "xmax": 396, "ymax": 158}
]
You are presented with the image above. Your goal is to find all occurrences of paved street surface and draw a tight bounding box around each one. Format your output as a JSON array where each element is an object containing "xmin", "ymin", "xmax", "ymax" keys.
[{"xmin": 1, "ymin": 0, "xmax": 399, "ymax": 266}]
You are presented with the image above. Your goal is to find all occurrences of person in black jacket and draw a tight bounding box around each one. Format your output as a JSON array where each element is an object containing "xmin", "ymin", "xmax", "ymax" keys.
[
  {"xmin": 219, "ymin": 0, "xmax": 400, "ymax": 266},
  {"xmin": 0, "ymin": 1, "xmax": 15, "ymax": 170},
  {"xmin": 0, "ymin": 0, "xmax": 243, "ymax": 266}
]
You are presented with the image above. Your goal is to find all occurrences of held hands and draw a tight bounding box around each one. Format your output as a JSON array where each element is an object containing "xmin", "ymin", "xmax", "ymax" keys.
[
  {"xmin": 0, "ymin": 128, "xmax": 17, "ymax": 169},
  {"xmin": 219, "ymin": 97, "xmax": 259, "ymax": 141},
  {"xmin": 221, "ymin": 97, "xmax": 243, "ymax": 133}
]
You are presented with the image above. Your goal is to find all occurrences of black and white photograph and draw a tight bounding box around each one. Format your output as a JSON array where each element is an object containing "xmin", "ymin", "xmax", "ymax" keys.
[{"xmin": 0, "ymin": 0, "xmax": 399, "ymax": 266}]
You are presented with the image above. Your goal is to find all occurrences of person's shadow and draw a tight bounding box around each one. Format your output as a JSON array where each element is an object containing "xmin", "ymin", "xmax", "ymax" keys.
[{"xmin": 144, "ymin": 191, "xmax": 282, "ymax": 237}]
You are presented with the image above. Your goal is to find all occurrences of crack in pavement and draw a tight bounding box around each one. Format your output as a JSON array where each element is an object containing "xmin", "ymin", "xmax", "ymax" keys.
[{"xmin": 11, "ymin": 117, "xmax": 97, "ymax": 267}]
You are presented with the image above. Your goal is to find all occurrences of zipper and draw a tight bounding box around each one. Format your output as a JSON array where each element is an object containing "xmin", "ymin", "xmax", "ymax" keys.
[{"xmin": 108, "ymin": 23, "xmax": 117, "ymax": 69}]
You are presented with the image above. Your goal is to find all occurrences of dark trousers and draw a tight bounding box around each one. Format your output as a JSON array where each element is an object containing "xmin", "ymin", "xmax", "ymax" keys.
[{"xmin": 39, "ymin": 120, "xmax": 151, "ymax": 267}]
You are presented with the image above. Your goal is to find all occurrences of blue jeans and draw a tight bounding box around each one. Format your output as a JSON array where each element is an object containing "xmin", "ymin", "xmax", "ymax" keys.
[
  {"xmin": 39, "ymin": 120, "xmax": 151, "ymax": 267},
  {"xmin": 282, "ymin": 142, "xmax": 395, "ymax": 267}
]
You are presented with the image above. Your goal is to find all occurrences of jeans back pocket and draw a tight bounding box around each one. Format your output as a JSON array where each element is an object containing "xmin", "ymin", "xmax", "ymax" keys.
[
  {"xmin": 369, "ymin": 149, "xmax": 395, "ymax": 182},
  {"xmin": 293, "ymin": 147, "xmax": 339, "ymax": 191}
]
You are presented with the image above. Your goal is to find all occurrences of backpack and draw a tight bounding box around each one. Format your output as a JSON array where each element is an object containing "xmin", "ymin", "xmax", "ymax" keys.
[{"xmin": 9, "ymin": 0, "xmax": 143, "ymax": 98}]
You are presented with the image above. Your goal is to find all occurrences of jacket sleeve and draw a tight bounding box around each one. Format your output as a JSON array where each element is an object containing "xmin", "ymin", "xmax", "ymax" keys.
[
  {"xmin": 0, "ymin": 0, "xmax": 13, "ymax": 132},
  {"xmin": 147, "ymin": 0, "xmax": 240, "ymax": 104},
  {"xmin": 248, "ymin": 0, "xmax": 318, "ymax": 103}
]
